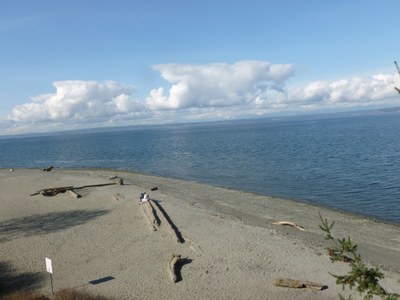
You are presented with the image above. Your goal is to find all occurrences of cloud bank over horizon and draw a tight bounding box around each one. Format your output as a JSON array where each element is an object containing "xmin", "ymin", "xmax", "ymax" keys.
[{"xmin": 5, "ymin": 60, "xmax": 400, "ymax": 134}]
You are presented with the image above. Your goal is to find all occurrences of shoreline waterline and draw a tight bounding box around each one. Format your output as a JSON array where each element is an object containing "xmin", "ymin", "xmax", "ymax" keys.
[
  {"xmin": 5, "ymin": 166, "xmax": 399, "ymax": 227},
  {"xmin": 1, "ymin": 114, "xmax": 399, "ymax": 224}
]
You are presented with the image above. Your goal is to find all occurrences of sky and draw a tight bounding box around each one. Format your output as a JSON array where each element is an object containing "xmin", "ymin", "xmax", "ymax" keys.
[{"xmin": 1, "ymin": 0, "xmax": 400, "ymax": 135}]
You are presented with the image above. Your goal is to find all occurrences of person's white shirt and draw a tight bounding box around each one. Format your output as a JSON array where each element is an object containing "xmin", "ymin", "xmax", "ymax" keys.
[{"xmin": 142, "ymin": 193, "xmax": 150, "ymax": 202}]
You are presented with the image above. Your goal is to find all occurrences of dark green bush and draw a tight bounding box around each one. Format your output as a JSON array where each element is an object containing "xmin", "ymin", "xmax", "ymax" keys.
[{"xmin": 319, "ymin": 213, "xmax": 399, "ymax": 300}]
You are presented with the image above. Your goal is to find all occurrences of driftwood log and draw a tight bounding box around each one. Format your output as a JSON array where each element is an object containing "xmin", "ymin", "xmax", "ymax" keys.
[
  {"xmin": 30, "ymin": 180, "xmax": 124, "ymax": 197},
  {"xmin": 149, "ymin": 200, "xmax": 182, "ymax": 243},
  {"xmin": 43, "ymin": 166, "xmax": 54, "ymax": 172},
  {"xmin": 271, "ymin": 221, "xmax": 307, "ymax": 232},
  {"xmin": 167, "ymin": 254, "xmax": 181, "ymax": 283},
  {"xmin": 140, "ymin": 200, "xmax": 184, "ymax": 244},
  {"xmin": 141, "ymin": 201, "xmax": 160, "ymax": 227},
  {"xmin": 36, "ymin": 186, "xmax": 74, "ymax": 196},
  {"xmin": 273, "ymin": 278, "xmax": 327, "ymax": 290},
  {"xmin": 140, "ymin": 202, "xmax": 157, "ymax": 231}
]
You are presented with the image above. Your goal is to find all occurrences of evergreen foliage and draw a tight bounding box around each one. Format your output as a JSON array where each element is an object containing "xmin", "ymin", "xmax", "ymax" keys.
[{"xmin": 319, "ymin": 214, "xmax": 399, "ymax": 300}]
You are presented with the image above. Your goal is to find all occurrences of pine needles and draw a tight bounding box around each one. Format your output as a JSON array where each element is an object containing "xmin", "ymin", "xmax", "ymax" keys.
[{"xmin": 319, "ymin": 213, "xmax": 399, "ymax": 300}]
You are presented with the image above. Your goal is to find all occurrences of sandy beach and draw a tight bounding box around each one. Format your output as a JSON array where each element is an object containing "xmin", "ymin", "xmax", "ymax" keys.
[{"xmin": 0, "ymin": 168, "xmax": 399, "ymax": 299}]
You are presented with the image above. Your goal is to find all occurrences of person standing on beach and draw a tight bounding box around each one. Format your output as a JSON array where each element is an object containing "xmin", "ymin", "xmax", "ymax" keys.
[{"xmin": 140, "ymin": 192, "xmax": 150, "ymax": 204}]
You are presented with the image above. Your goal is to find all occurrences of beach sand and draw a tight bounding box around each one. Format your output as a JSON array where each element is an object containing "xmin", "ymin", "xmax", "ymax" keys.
[{"xmin": 0, "ymin": 169, "xmax": 399, "ymax": 299}]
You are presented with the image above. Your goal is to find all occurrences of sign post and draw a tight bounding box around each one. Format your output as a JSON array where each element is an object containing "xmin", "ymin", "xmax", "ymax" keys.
[{"xmin": 45, "ymin": 257, "xmax": 54, "ymax": 295}]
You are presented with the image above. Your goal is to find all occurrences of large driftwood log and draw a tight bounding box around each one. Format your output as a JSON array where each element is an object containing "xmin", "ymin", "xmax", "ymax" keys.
[
  {"xmin": 273, "ymin": 278, "xmax": 327, "ymax": 290},
  {"xmin": 167, "ymin": 254, "xmax": 181, "ymax": 283},
  {"xmin": 34, "ymin": 186, "xmax": 74, "ymax": 196},
  {"xmin": 141, "ymin": 201, "xmax": 160, "ymax": 227},
  {"xmin": 271, "ymin": 221, "xmax": 307, "ymax": 232},
  {"xmin": 140, "ymin": 202, "xmax": 157, "ymax": 231},
  {"xmin": 30, "ymin": 180, "xmax": 124, "ymax": 197},
  {"xmin": 149, "ymin": 200, "xmax": 182, "ymax": 243}
]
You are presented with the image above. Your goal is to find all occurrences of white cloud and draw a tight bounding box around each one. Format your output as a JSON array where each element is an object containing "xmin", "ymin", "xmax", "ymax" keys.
[
  {"xmin": 9, "ymin": 80, "xmax": 143, "ymax": 124},
  {"xmin": 146, "ymin": 61, "xmax": 295, "ymax": 109},
  {"xmin": 4, "ymin": 61, "xmax": 400, "ymax": 135},
  {"xmin": 291, "ymin": 73, "xmax": 397, "ymax": 107},
  {"xmin": 146, "ymin": 61, "xmax": 400, "ymax": 115}
]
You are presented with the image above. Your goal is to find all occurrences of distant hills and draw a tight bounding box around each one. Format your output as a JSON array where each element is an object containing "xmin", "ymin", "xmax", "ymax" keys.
[{"xmin": 2, "ymin": 105, "xmax": 400, "ymax": 140}]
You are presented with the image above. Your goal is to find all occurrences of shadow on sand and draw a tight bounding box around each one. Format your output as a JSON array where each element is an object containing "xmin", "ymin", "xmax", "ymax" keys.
[
  {"xmin": 0, "ymin": 261, "xmax": 46, "ymax": 297},
  {"xmin": 175, "ymin": 258, "xmax": 192, "ymax": 282},
  {"xmin": 151, "ymin": 199, "xmax": 185, "ymax": 243},
  {"xmin": 0, "ymin": 209, "xmax": 110, "ymax": 242},
  {"xmin": 89, "ymin": 276, "xmax": 115, "ymax": 285}
]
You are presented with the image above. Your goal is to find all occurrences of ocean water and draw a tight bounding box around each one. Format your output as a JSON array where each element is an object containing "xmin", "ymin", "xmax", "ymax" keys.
[{"xmin": 1, "ymin": 114, "xmax": 400, "ymax": 224}]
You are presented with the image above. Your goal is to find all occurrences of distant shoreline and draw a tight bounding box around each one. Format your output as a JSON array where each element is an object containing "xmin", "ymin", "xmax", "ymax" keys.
[{"xmin": 2, "ymin": 105, "xmax": 400, "ymax": 139}]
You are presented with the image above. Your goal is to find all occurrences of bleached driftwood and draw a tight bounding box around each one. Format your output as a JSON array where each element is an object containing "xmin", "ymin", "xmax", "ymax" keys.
[
  {"xmin": 140, "ymin": 202, "xmax": 157, "ymax": 231},
  {"xmin": 273, "ymin": 278, "xmax": 326, "ymax": 290},
  {"xmin": 167, "ymin": 254, "xmax": 181, "ymax": 283},
  {"xmin": 271, "ymin": 221, "xmax": 307, "ymax": 232},
  {"xmin": 149, "ymin": 200, "xmax": 182, "ymax": 243},
  {"xmin": 141, "ymin": 201, "xmax": 160, "ymax": 227}
]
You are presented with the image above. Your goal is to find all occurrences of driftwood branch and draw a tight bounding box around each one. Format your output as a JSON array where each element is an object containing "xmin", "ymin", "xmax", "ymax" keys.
[
  {"xmin": 73, "ymin": 180, "xmax": 124, "ymax": 190},
  {"xmin": 273, "ymin": 278, "xmax": 327, "ymax": 290},
  {"xmin": 271, "ymin": 221, "xmax": 306, "ymax": 232},
  {"xmin": 167, "ymin": 254, "xmax": 181, "ymax": 283},
  {"xmin": 30, "ymin": 180, "xmax": 124, "ymax": 197},
  {"xmin": 31, "ymin": 186, "xmax": 74, "ymax": 196}
]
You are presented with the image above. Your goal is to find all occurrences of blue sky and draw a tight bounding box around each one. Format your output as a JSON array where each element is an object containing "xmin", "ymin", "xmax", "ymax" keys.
[{"xmin": 1, "ymin": 0, "xmax": 400, "ymax": 134}]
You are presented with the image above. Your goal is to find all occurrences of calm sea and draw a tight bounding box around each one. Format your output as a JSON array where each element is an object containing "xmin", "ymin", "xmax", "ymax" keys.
[{"xmin": 1, "ymin": 114, "xmax": 399, "ymax": 224}]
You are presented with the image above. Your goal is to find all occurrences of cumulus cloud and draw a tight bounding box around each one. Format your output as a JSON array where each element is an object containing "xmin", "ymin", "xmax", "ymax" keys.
[
  {"xmin": 146, "ymin": 60, "xmax": 400, "ymax": 116},
  {"xmin": 146, "ymin": 61, "xmax": 295, "ymax": 109},
  {"xmin": 9, "ymin": 80, "xmax": 143, "ymax": 124},
  {"xmin": 290, "ymin": 73, "xmax": 397, "ymax": 106},
  {"xmin": 5, "ymin": 60, "xmax": 400, "ymax": 135}
]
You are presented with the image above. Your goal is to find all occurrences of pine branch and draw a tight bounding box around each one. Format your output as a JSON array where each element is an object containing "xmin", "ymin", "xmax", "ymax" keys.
[{"xmin": 318, "ymin": 214, "xmax": 399, "ymax": 300}]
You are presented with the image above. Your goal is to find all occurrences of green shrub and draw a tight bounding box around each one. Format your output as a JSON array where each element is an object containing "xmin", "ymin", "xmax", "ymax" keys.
[{"xmin": 319, "ymin": 213, "xmax": 399, "ymax": 300}]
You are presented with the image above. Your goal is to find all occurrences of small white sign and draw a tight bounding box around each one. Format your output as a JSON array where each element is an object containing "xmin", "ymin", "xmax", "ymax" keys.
[{"xmin": 45, "ymin": 257, "xmax": 53, "ymax": 274}]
